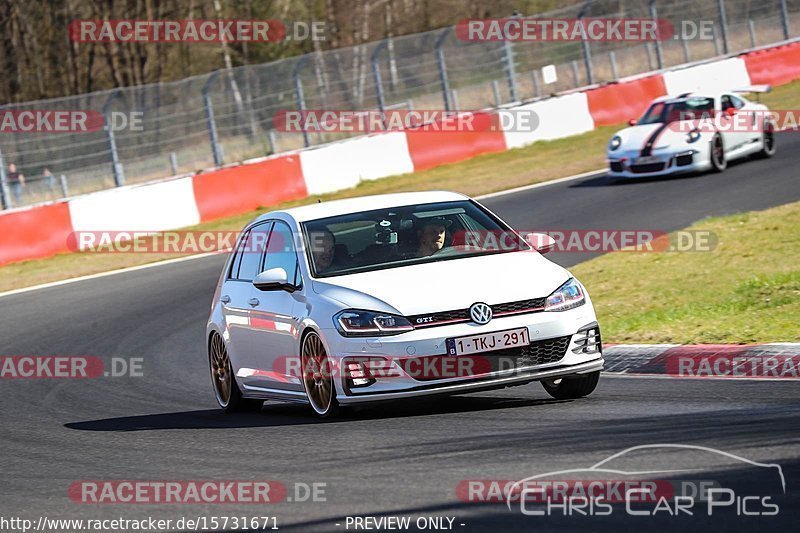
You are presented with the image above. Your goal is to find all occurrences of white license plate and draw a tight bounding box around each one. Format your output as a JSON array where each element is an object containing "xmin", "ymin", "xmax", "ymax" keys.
[
  {"xmin": 635, "ymin": 156, "xmax": 660, "ymax": 165},
  {"xmin": 445, "ymin": 327, "xmax": 529, "ymax": 356}
]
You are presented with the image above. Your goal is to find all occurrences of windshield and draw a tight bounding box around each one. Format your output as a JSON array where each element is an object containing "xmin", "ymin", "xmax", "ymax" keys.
[
  {"xmin": 638, "ymin": 97, "xmax": 715, "ymax": 125},
  {"xmin": 302, "ymin": 200, "xmax": 528, "ymax": 277}
]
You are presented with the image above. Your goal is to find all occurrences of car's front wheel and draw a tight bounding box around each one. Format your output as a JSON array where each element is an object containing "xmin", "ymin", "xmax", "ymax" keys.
[
  {"xmin": 301, "ymin": 331, "xmax": 341, "ymax": 418},
  {"xmin": 541, "ymin": 371, "xmax": 600, "ymax": 400},
  {"xmin": 209, "ymin": 333, "xmax": 263, "ymax": 412}
]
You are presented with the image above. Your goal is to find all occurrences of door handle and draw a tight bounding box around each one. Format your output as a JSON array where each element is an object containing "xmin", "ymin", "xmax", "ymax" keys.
[
  {"xmin": 220, "ymin": 295, "xmax": 231, "ymax": 304},
  {"xmin": 248, "ymin": 298, "xmax": 260, "ymax": 307}
]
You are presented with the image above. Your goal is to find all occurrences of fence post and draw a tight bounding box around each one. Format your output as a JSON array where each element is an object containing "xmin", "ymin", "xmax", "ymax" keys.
[
  {"xmin": 0, "ymin": 149, "xmax": 9, "ymax": 210},
  {"xmin": 202, "ymin": 71, "xmax": 225, "ymax": 166},
  {"xmin": 59, "ymin": 174, "xmax": 69, "ymax": 197},
  {"xmin": 649, "ymin": 1, "xmax": 664, "ymax": 69},
  {"xmin": 371, "ymin": 40, "xmax": 389, "ymax": 116},
  {"xmin": 716, "ymin": 0, "xmax": 729, "ymax": 54},
  {"xmin": 531, "ymin": 69, "xmax": 542, "ymax": 97},
  {"xmin": 748, "ymin": 20, "xmax": 757, "ymax": 48},
  {"xmin": 571, "ymin": 60, "xmax": 581, "ymax": 86},
  {"xmin": 268, "ymin": 129, "xmax": 279, "ymax": 154},
  {"xmin": 503, "ymin": 38, "xmax": 519, "ymax": 102},
  {"xmin": 645, "ymin": 43, "xmax": 654, "ymax": 71},
  {"xmin": 780, "ymin": 0, "xmax": 790, "ymax": 39},
  {"xmin": 102, "ymin": 89, "xmax": 125, "ymax": 187},
  {"xmin": 491, "ymin": 80, "xmax": 502, "ymax": 107},
  {"xmin": 577, "ymin": 1, "xmax": 594, "ymax": 85},
  {"xmin": 435, "ymin": 28, "xmax": 453, "ymax": 111},
  {"xmin": 450, "ymin": 89, "xmax": 460, "ymax": 111},
  {"xmin": 681, "ymin": 34, "xmax": 691, "ymax": 62},
  {"xmin": 609, "ymin": 51, "xmax": 618, "ymax": 80},
  {"xmin": 712, "ymin": 26, "xmax": 721, "ymax": 55},
  {"xmin": 169, "ymin": 152, "xmax": 178, "ymax": 175},
  {"xmin": 291, "ymin": 55, "xmax": 311, "ymax": 148}
]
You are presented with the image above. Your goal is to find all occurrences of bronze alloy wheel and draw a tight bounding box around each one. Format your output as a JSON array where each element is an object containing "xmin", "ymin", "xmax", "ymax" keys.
[
  {"xmin": 209, "ymin": 333, "xmax": 232, "ymax": 407},
  {"xmin": 301, "ymin": 332, "xmax": 339, "ymax": 417},
  {"xmin": 209, "ymin": 333, "xmax": 263, "ymax": 412}
]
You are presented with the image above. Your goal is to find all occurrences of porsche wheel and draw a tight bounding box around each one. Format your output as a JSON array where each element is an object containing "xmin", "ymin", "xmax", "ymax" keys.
[{"xmin": 710, "ymin": 134, "xmax": 727, "ymax": 172}]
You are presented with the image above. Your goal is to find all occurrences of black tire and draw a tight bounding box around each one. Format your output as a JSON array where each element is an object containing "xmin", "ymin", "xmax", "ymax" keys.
[
  {"xmin": 710, "ymin": 134, "xmax": 727, "ymax": 172},
  {"xmin": 541, "ymin": 371, "xmax": 600, "ymax": 400},
  {"xmin": 300, "ymin": 331, "xmax": 341, "ymax": 418},
  {"xmin": 757, "ymin": 126, "xmax": 776, "ymax": 158},
  {"xmin": 209, "ymin": 333, "xmax": 263, "ymax": 413}
]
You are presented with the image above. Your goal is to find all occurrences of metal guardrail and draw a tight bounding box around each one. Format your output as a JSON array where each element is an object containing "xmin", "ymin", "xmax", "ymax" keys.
[{"xmin": 1, "ymin": 0, "xmax": 799, "ymax": 209}]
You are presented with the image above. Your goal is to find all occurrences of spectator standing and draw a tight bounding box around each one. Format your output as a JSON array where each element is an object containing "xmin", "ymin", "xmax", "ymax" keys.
[{"xmin": 7, "ymin": 163, "xmax": 25, "ymax": 204}]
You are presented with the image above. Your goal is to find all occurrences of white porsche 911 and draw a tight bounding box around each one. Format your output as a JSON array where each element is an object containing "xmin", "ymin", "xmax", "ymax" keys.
[
  {"xmin": 606, "ymin": 87, "xmax": 776, "ymax": 179},
  {"xmin": 206, "ymin": 191, "xmax": 603, "ymax": 417}
]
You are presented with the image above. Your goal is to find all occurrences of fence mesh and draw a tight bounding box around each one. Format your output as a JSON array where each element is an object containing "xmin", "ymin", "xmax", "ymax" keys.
[{"xmin": 2, "ymin": 0, "xmax": 799, "ymax": 208}]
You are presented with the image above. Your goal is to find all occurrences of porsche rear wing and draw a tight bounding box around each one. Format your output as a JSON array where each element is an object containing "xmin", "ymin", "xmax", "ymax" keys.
[{"xmin": 733, "ymin": 84, "xmax": 772, "ymax": 94}]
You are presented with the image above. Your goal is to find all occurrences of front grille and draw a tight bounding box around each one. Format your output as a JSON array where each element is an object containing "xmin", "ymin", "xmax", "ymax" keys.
[
  {"xmin": 408, "ymin": 297, "xmax": 547, "ymax": 328},
  {"xmin": 609, "ymin": 161, "xmax": 624, "ymax": 172},
  {"xmin": 630, "ymin": 162, "xmax": 666, "ymax": 173},
  {"xmin": 493, "ymin": 297, "xmax": 547, "ymax": 315},
  {"xmin": 402, "ymin": 335, "xmax": 571, "ymax": 381}
]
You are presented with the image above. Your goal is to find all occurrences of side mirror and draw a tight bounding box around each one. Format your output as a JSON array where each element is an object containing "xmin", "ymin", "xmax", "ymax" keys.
[
  {"xmin": 526, "ymin": 233, "xmax": 556, "ymax": 255},
  {"xmin": 253, "ymin": 268, "xmax": 294, "ymax": 292},
  {"xmin": 628, "ymin": 118, "xmax": 637, "ymax": 126}
]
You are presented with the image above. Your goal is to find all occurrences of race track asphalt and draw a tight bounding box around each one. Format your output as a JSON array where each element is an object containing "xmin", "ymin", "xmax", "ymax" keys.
[{"xmin": 1, "ymin": 133, "xmax": 799, "ymax": 532}]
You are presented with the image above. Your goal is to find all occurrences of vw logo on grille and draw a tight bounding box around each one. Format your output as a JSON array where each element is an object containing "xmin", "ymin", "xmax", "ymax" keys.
[{"xmin": 469, "ymin": 302, "xmax": 493, "ymax": 325}]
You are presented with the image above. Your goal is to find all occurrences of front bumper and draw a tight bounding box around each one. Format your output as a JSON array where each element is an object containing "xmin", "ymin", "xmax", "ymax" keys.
[
  {"xmin": 321, "ymin": 304, "xmax": 602, "ymax": 404},
  {"xmin": 607, "ymin": 148, "xmax": 710, "ymax": 178}
]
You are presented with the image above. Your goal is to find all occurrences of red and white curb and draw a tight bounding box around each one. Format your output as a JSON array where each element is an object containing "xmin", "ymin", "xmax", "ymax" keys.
[{"xmin": 602, "ymin": 343, "xmax": 800, "ymax": 380}]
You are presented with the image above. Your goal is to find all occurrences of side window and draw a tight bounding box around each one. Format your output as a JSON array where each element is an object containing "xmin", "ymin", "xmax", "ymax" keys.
[
  {"xmin": 264, "ymin": 221, "xmax": 299, "ymax": 279},
  {"xmin": 721, "ymin": 95, "xmax": 733, "ymax": 110},
  {"xmin": 730, "ymin": 94, "xmax": 745, "ymax": 109},
  {"xmin": 228, "ymin": 229, "xmax": 249, "ymax": 279},
  {"xmin": 236, "ymin": 223, "xmax": 273, "ymax": 281}
]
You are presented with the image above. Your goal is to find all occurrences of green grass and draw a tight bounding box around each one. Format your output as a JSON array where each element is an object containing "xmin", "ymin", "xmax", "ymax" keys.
[
  {"xmin": 3, "ymin": 79, "xmax": 800, "ymax": 295},
  {"xmin": 573, "ymin": 201, "xmax": 800, "ymax": 344}
]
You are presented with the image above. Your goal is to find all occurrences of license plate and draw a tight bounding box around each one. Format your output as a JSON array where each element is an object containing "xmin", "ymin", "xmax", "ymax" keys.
[
  {"xmin": 635, "ymin": 156, "xmax": 660, "ymax": 165},
  {"xmin": 445, "ymin": 327, "xmax": 529, "ymax": 356}
]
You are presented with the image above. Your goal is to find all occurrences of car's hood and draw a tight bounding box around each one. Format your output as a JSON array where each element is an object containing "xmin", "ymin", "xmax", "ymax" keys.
[
  {"xmin": 312, "ymin": 251, "xmax": 570, "ymax": 316},
  {"xmin": 612, "ymin": 122, "xmax": 694, "ymax": 153}
]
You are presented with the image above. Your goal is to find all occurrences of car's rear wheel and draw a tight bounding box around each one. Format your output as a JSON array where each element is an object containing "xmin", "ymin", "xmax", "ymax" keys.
[
  {"xmin": 758, "ymin": 127, "xmax": 776, "ymax": 158},
  {"xmin": 541, "ymin": 371, "xmax": 600, "ymax": 400},
  {"xmin": 209, "ymin": 333, "xmax": 263, "ymax": 412},
  {"xmin": 301, "ymin": 331, "xmax": 340, "ymax": 418},
  {"xmin": 710, "ymin": 134, "xmax": 727, "ymax": 172}
]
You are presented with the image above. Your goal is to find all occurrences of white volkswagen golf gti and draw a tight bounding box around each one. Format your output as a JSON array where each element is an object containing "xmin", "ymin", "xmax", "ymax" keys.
[{"xmin": 207, "ymin": 191, "xmax": 603, "ymax": 417}]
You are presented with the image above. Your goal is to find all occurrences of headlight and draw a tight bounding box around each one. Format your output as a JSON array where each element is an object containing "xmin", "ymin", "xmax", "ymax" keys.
[
  {"xmin": 609, "ymin": 136, "xmax": 622, "ymax": 151},
  {"xmin": 544, "ymin": 278, "xmax": 585, "ymax": 312},
  {"xmin": 334, "ymin": 309, "xmax": 414, "ymax": 336},
  {"xmin": 686, "ymin": 129, "xmax": 701, "ymax": 143}
]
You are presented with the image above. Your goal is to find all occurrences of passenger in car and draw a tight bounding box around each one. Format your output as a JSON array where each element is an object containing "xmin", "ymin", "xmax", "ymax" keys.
[{"xmin": 309, "ymin": 229, "xmax": 352, "ymax": 272}]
